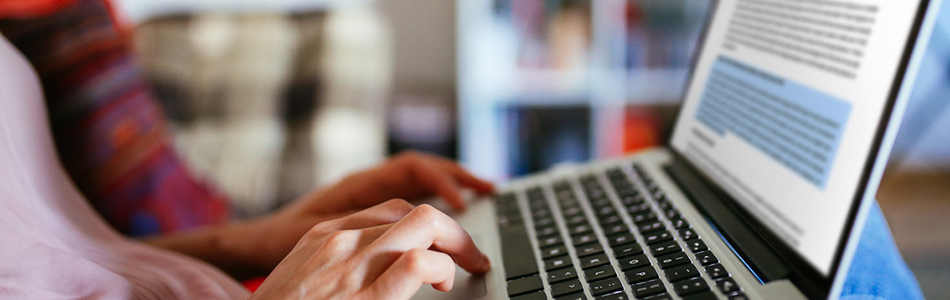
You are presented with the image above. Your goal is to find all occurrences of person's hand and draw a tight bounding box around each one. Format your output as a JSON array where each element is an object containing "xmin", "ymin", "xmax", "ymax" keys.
[
  {"xmin": 289, "ymin": 151, "xmax": 495, "ymax": 215},
  {"xmin": 230, "ymin": 151, "xmax": 494, "ymax": 275},
  {"xmin": 249, "ymin": 199, "xmax": 492, "ymax": 300}
]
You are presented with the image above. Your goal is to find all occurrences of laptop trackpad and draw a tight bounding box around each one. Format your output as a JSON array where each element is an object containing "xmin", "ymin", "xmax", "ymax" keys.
[{"xmin": 410, "ymin": 267, "xmax": 487, "ymax": 300}]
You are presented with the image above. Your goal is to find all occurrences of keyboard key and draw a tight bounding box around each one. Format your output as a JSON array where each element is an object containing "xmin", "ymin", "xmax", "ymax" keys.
[
  {"xmin": 717, "ymin": 278, "xmax": 740, "ymax": 294},
  {"xmin": 617, "ymin": 254, "xmax": 651, "ymax": 270},
  {"xmin": 705, "ymin": 264, "xmax": 728, "ymax": 279},
  {"xmin": 728, "ymin": 292, "xmax": 750, "ymax": 300},
  {"xmin": 576, "ymin": 243, "xmax": 605, "ymax": 257},
  {"xmin": 651, "ymin": 241, "xmax": 682, "ymax": 256},
  {"xmin": 595, "ymin": 206, "xmax": 616, "ymax": 217},
  {"xmin": 624, "ymin": 266, "xmax": 659, "ymax": 284},
  {"xmin": 562, "ymin": 206, "xmax": 584, "ymax": 217},
  {"xmin": 664, "ymin": 264, "xmax": 700, "ymax": 282},
  {"xmin": 536, "ymin": 225, "xmax": 559, "ymax": 237},
  {"xmin": 547, "ymin": 267, "xmax": 579, "ymax": 284},
  {"xmin": 643, "ymin": 293, "xmax": 673, "ymax": 300},
  {"xmin": 614, "ymin": 188, "xmax": 637, "ymax": 199},
  {"xmin": 626, "ymin": 203, "xmax": 651, "ymax": 214},
  {"xmin": 572, "ymin": 233, "xmax": 597, "ymax": 246},
  {"xmin": 539, "ymin": 235, "xmax": 564, "ymax": 248},
  {"xmin": 644, "ymin": 231, "xmax": 674, "ymax": 245},
  {"xmin": 591, "ymin": 198, "xmax": 612, "ymax": 209},
  {"xmin": 672, "ymin": 277, "xmax": 709, "ymax": 296},
  {"xmin": 587, "ymin": 189, "xmax": 606, "ymax": 199},
  {"xmin": 696, "ymin": 252, "xmax": 718, "ymax": 265},
  {"xmin": 534, "ymin": 217, "xmax": 555, "ymax": 227},
  {"xmin": 655, "ymin": 197, "xmax": 673, "ymax": 210},
  {"xmin": 632, "ymin": 211, "xmax": 659, "ymax": 225},
  {"xmin": 598, "ymin": 214, "xmax": 623, "ymax": 226},
  {"xmin": 612, "ymin": 243, "xmax": 643, "ymax": 257},
  {"xmin": 570, "ymin": 224, "xmax": 593, "ymax": 236},
  {"xmin": 565, "ymin": 214, "xmax": 588, "ymax": 225},
  {"xmin": 507, "ymin": 274, "xmax": 543, "ymax": 296},
  {"xmin": 671, "ymin": 218, "xmax": 690, "ymax": 229},
  {"xmin": 500, "ymin": 226, "xmax": 539, "ymax": 280},
  {"xmin": 678, "ymin": 228, "xmax": 699, "ymax": 240},
  {"xmin": 550, "ymin": 279, "xmax": 584, "ymax": 297},
  {"xmin": 529, "ymin": 201, "xmax": 548, "ymax": 210},
  {"xmin": 511, "ymin": 290, "xmax": 547, "ymax": 300},
  {"xmin": 656, "ymin": 252, "xmax": 690, "ymax": 269},
  {"xmin": 602, "ymin": 223, "xmax": 627, "ymax": 236},
  {"xmin": 619, "ymin": 194, "xmax": 644, "ymax": 206},
  {"xmin": 560, "ymin": 198, "xmax": 580, "ymax": 208},
  {"xmin": 637, "ymin": 221, "xmax": 665, "ymax": 234},
  {"xmin": 555, "ymin": 189, "xmax": 574, "ymax": 199},
  {"xmin": 542, "ymin": 245, "xmax": 569, "ymax": 259},
  {"xmin": 686, "ymin": 240, "xmax": 708, "ymax": 253},
  {"xmin": 544, "ymin": 256, "xmax": 574, "ymax": 271},
  {"xmin": 681, "ymin": 291, "xmax": 718, "ymax": 300},
  {"xmin": 588, "ymin": 277, "xmax": 623, "ymax": 296},
  {"xmin": 632, "ymin": 279, "xmax": 666, "ymax": 298},
  {"xmin": 580, "ymin": 253, "xmax": 610, "ymax": 269},
  {"xmin": 497, "ymin": 216, "xmax": 520, "ymax": 229},
  {"xmin": 595, "ymin": 291, "xmax": 629, "ymax": 300},
  {"xmin": 555, "ymin": 292, "xmax": 587, "ymax": 300},
  {"xmin": 533, "ymin": 208, "xmax": 552, "ymax": 219},
  {"xmin": 663, "ymin": 208, "xmax": 683, "ymax": 221},
  {"xmin": 607, "ymin": 233, "xmax": 635, "ymax": 247},
  {"xmin": 585, "ymin": 264, "xmax": 617, "ymax": 282}
]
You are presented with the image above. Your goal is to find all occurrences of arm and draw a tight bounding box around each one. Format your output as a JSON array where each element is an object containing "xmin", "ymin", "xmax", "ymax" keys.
[
  {"xmin": 142, "ymin": 209, "xmax": 347, "ymax": 280},
  {"xmin": 145, "ymin": 151, "xmax": 494, "ymax": 279}
]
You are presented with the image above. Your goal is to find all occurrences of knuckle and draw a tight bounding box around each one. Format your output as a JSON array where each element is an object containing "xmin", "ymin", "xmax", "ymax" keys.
[
  {"xmin": 385, "ymin": 198, "xmax": 414, "ymax": 213},
  {"xmin": 320, "ymin": 230, "xmax": 358, "ymax": 254},
  {"xmin": 304, "ymin": 221, "xmax": 334, "ymax": 239},
  {"xmin": 411, "ymin": 204, "xmax": 445, "ymax": 226},
  {"xmin": 401, "ymin": 249, "xmax": 428, "ymax": 274}
]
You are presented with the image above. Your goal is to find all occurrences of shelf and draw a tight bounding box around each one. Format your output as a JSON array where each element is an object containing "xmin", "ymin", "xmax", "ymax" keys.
[
  {"xmin": 465, "ymin": 68, "xmax": 688, "ymax": 106},
  {"xmin": 624, "ymin": 68, "xmax": 689, "ymax": 104},
  {"xmin": 457, "ymin": 0, "xmax": 708, "ymax": 180}
]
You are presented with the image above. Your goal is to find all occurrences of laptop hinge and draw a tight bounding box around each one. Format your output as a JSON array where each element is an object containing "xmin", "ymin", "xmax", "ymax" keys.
[{"xmin": 663, "ymin": 156, "xmax": 790, "ymax": 282}]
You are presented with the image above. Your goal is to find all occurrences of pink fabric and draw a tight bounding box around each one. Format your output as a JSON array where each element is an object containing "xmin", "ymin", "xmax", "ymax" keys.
[{"xmin": 0, "ymin": 33, "xmax": 249, "ymax": 299}]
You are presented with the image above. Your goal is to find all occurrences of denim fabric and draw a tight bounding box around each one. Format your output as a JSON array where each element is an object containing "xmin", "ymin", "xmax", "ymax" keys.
[{"xmin": 840, "ymin": 201, "xmax": 925, "ymax": 300}]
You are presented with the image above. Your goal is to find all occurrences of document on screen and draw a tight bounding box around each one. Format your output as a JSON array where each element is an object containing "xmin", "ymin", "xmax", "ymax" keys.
[{"xmin": 671, "ymin": 0, "xmax": 922, "ymax": 275}]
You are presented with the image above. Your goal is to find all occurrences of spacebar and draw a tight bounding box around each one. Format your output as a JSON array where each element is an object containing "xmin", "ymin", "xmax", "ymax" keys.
[{"xmin": 500, "ymin": 225, "xmax": 539, "ymax": 280}]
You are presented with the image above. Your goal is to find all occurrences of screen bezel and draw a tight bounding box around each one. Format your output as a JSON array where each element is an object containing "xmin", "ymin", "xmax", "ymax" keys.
[{"xmin": 666, "ymin": 0, "xmax": 933, "ymax": 297}]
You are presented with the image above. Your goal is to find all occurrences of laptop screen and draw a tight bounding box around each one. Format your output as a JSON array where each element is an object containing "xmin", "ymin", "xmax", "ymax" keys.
[{"xmin": 670, "ymin": 0, "xmax": 924, "ymax": 276}]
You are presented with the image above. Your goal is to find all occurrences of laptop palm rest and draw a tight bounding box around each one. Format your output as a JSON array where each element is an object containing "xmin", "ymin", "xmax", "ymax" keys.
[{"xmin": 411, "ymin": 265, "xmax": 488, "ymax": 300}]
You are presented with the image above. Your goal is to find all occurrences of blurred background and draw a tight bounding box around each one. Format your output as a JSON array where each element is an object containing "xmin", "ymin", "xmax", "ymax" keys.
[{"xmin": 113, "ymin": 0, "xmax": 949, "ymax": 297}]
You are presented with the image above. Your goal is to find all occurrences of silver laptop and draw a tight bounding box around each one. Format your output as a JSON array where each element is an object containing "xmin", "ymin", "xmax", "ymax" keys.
[{"xmin": 415, "ymin": 0, "xmax": 943, "ymax": 299}]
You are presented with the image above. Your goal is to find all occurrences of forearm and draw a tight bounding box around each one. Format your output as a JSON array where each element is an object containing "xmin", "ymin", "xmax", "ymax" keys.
[
  {"xmin": 143, "ymin": 220, "xmax": 269, "ymax": 280},
  {"xmin": 142, "ymin": 209, "xmax": 351, "ymax": 280}
]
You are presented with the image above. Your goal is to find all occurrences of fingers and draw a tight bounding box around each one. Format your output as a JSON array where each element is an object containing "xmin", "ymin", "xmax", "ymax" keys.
[
  {"xmin": 366, "ymin": 249, "xmax": 457, "ymax": 299},
  {"xmin": 409, "ymin": 158, "xmax": 468, "ymax": 210},
  {"xmin": 328, "ymin": 199, "xmax": 415, "ymax": 230},
  {"xmin": 370, "ymin": 205, "xmax": 491, "ymax": 274},
  {"xmin": 434, "ymin": 158, "xmax": 495, "ymax": 194},
  {"xmin": 401, "ymin": 151, "xmax": 496, "ymax": 211}
]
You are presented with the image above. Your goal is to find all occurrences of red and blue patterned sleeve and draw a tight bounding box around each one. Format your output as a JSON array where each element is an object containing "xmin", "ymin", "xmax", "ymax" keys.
[{"xmin": 0, "ymin": 0, "xmax": 231, "ymax": 236}]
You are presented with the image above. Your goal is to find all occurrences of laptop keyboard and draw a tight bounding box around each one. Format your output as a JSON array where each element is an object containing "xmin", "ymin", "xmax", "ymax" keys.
[{"xmin": 497, "ymin": 163, "xmax": 749, "ymax": 300}]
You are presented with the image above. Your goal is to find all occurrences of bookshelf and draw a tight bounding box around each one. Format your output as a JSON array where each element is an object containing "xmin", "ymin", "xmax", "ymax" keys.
[{"xmin": 458, "ymin": 0, "xmax": 711, "ymax": 181}]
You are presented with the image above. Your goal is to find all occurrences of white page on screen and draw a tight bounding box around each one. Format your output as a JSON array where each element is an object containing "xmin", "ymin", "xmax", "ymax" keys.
[{"xmin": 670, "ymin": 0, "xmax": 922, "ymax": 275}]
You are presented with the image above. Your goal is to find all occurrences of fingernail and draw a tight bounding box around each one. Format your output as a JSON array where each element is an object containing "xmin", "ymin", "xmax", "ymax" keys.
[{"xmin": 481, "ymin": 253, "xmax": 492, "ymax": 270}]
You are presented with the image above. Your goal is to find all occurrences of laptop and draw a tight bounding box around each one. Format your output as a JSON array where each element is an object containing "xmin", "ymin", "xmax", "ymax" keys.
[{"xmin": 415, "ymin": 0, "xmax": 944, "ymax": 299}]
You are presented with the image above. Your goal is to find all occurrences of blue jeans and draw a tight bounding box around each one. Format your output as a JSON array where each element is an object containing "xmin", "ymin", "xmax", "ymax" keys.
[{"xmin": 840, "ymin": 201, "xmax": 924, "ymax": 300}]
